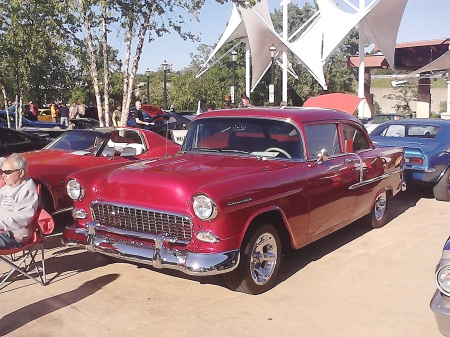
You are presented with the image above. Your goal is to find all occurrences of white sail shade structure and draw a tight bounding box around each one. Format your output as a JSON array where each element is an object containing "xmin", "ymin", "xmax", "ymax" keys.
[
  {"xmin": 362, "ymin": 0, "xmax": 409, "ymax": 69},
  {"xmin": 196, "ymin": 0, "xmax": 409, "ymax": 96}
]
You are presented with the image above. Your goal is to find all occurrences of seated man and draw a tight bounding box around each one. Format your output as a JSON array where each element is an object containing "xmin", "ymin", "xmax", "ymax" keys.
[
  {"xmin": 0, "ymin": 157, "xmax": 5, "ymax": 189},
  {"xmin": 0, "ymin": 154, "xmax": 38, "ymax": 249}
]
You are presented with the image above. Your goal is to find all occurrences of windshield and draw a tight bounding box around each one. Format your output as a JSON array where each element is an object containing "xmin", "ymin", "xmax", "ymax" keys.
[
  {"xmin": 182, "ymin": 117, "xmax": 304, "ymax": 159},
  {"xmin": 45, "ymin": 130, "xmax": 108, "ymax": 153}
]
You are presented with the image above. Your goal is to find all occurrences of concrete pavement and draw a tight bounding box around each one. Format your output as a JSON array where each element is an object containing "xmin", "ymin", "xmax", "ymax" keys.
[{"xmin": 0, "ymin": 186, "xmax": 447, "ymax": 337}]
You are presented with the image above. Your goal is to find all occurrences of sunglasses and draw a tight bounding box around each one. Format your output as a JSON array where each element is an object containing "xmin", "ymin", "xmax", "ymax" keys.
[{"xmin": 1, "ymin": 169, "xmax": 22, "ymax": 175}]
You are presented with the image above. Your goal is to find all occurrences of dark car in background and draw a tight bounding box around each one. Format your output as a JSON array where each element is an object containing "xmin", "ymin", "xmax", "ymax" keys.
[
  {"xmin": 0, "ymin": 127, "xmax": 50, "ymax": 156},
  {"xmin": 370, "ymin": 118, "xmax": 450, "ymax": 201},
  {"xmin": 146, "ymin": 113, "xmax": 194, "ymax": 144}
]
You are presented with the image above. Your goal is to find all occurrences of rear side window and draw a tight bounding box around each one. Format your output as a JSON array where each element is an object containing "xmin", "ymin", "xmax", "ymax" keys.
[
  {"xmin": 304, "ymin": 123, "xmax": 340, "ymax": 159},
  {"xmin": 378, "ymin": 124, "xmax": 439, "ymax": 139},
  {"xmin": 341, "ymin": 124, "xmax": 371, "ymax": 152}
]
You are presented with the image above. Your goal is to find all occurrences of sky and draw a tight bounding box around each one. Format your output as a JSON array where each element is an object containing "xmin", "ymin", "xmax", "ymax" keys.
[{"xmin": 112, "ymin": 0, "xmax": 450, "ymax": 74}]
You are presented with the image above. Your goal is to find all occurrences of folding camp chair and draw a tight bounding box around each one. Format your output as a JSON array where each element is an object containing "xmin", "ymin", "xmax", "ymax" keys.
[{"xmin": 0, "ymin": 185, "xmax": 55, "ymax": 288}]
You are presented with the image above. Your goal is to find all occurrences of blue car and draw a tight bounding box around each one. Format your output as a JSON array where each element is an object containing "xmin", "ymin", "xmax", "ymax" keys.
[
  {"xmin": 0, "ymin": 109, "xmax": 67, "ymax": 129},
  {"xmin": 370, "ymin": 118, "xmax": 450, "ymax": 201}
]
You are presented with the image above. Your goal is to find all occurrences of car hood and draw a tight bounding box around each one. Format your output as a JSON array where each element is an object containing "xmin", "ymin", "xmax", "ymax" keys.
[
  {"xmin": 91, "ymin": 153, "xmax": 291, "ymax": 213},
  {"xmin": 23, "ymin": 149, "xmax": 98, "ymax": 178}
]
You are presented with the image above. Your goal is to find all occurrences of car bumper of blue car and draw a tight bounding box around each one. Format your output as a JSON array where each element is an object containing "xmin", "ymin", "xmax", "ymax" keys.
[
  {"xmin": 404, "ymin": 169, "xmax": 440, "ymax": 184},
  {"xmin": 431, "ymin": 289, "xmax": 450, "ymax": 337}
]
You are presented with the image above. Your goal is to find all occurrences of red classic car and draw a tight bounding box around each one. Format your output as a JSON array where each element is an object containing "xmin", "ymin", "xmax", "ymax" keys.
[
  {"xmin": 63, "ymin": 108, "xmax": 404, "ymax": 294},
  {"xmin": 22, "ymin": 127, "xmax": 180, "ymax": 215}
]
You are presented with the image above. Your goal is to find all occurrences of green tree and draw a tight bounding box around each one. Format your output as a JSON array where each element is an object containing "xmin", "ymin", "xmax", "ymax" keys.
[
  {"xmin": 0, "ymin": 0, "xmax": 80, "ymax": 127},
  {"xmin": 383, "ymin": 82, "xmax": 418, "ymax": 114},
  {"xmin": 439, "ymin": 100, "xmax": 447, "ymax": 113}
]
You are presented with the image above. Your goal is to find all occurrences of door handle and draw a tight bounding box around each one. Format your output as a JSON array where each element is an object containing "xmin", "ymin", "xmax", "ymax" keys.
[{"xmin": 345, "ymin": 158, "xmax": 353, "ymax": 163}]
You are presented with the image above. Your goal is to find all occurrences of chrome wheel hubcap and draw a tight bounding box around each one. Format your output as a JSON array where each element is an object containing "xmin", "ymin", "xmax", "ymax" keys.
[
  {"xmin": 250, "ymin": 232, "xmax": 278, "ymax": 285},
  {"xmin": 374, "ymin": 192, "xmax": 387, "ymax": 221}
]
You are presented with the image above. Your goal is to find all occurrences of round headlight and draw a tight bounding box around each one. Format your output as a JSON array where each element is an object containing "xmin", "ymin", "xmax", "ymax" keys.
[
  {"xmin": 67, "ymin": 179, "xmax": 84, "ymax": 200},
  {"xmin": 193, "ymin": 194, "xmax": 217, "ymax": 220},
  {"xmin": 437, "ymin": 264, "xmax": 450, "ymax": 296}
]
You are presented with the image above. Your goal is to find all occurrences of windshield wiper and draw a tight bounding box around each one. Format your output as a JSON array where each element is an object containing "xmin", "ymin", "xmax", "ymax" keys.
[
  {"xmin": 192, "ymin": 147, "xmax": 219, "ymax": 152},
  {"xmin": 219, "ymin": 149, "xmax": 250, "ymax": 154}
]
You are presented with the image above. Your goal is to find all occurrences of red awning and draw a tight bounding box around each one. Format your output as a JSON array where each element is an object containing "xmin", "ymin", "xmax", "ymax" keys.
[{"xmin": 303, "ymin": 93, "xmax": 363, "ymax": 114}]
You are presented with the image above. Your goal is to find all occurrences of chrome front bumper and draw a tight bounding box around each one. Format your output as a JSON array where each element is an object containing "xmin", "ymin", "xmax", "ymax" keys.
[
  {"xmin": 431, "ymin": 289, "xmax": 450, "ymax": 337},
  {"xmin": 65, "ymin": 221, "xmax": 240, "ymax": 276}
]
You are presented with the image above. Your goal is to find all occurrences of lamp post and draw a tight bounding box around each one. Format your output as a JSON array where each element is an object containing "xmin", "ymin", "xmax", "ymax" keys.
[
  {"xmin": 161, "ymin": 60, "xmax": 171, "ymax": 110},
  {"xmin": 146, "ymin": 68, "xmax": 150, "ymax": 104},
  {"xmin": 269, "ymin": 44, "xmax": 277, "ymax": 105},
  {"xmin": 231, "ymin": 50, "xmax": 237, "ymax": 104}
]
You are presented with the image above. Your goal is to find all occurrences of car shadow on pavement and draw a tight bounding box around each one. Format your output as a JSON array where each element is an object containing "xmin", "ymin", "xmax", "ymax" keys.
[
  {"xmin": 273, "ymin": 186, "xmax": 428, "ymax": 289},
  {"xmin": 0, "ymin": 274, "xmax": 119, "ymax": 336}
]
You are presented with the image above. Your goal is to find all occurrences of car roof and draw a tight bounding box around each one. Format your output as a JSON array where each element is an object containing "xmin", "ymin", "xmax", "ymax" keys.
[
  {"xmin": 195, "ymin": 107, "xmax": 360, "ymax": 124},
  {"xmin": 377, "ymin": 118, "xmax": 450, "ymax": 126}
]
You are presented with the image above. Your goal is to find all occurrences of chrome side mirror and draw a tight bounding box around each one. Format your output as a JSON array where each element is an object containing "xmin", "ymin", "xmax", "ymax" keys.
[{"xmin": 316, "ymin": 149, "xmax": 329, "ymax": 164}]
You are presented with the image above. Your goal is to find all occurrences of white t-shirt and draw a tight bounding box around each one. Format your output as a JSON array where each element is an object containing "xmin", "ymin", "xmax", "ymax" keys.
[{"xmin": 0, "ymin": 178, "xmax": 38, "ymax": 241}]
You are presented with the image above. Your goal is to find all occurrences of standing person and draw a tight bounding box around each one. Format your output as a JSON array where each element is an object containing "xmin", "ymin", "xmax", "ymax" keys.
[
  {"xmin": 196, "ymin": 99, "xmax": 210, "ymax": 115},
  {"xmin": 59, "ymin": 103, "xmax": 69, "ymax": 127},
  {"xmin": 0, "ymin": 153, "xmax": 38, "ymax": 248},
  {"xmin": 69, "ymin": 102, "xmax": 78, "ymax": 119},
  {"xmin": 112, "ymin": 105, "xmax": 122, "ymax": 127},
  {"xmin": 238, "ymin": 93, "xmax": 253, "ymax": 108},
  {"xmin": 28, "ymin": 101, "xmax": 38, "ymax": 118},
  {"xmin": 22, "ymin": 105, "xmax": 36, "ymax": 121},
  {"xmin": 170, "ymin": 104, "xmax": 176, "ymax": 113},
  {"xmin": 134, "ymin": 100, "xmax": 150, "ymax": 129},
  {"xmin": 77, "ymin": 102, "xmax": 85, "ymax": 117},
  {"xmin": 50, "ymin": 102, "xmax": 59, "ymax": 123},
  {"xmin": 223, "ymin": 94, "xmax": 235, "ymax": 109}
]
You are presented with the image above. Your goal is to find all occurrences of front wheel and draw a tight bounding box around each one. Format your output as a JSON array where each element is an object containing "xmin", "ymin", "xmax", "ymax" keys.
[
  {"xmin": 223, "ymin": 223, "xmax": 281, "ymax": 295},
  {"xmin": 367, "ymin": 190, "xmax": 389, "ymax": 229},
  {"xmin": 433, "ymin": 169, "xmax": 450, "ymax": 201}
]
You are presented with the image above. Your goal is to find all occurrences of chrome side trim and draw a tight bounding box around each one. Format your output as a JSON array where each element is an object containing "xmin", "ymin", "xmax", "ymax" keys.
[
  {"xmin": 82, "ymin": 221, "xmax": 239, "ymax": 276},
  {"xmin": 348, "ymin": 169, "xmax": 402, "ymax": 190},
  {"xmin": 52, "ymin": 207, "xmax": 73, "ymax": 215}
]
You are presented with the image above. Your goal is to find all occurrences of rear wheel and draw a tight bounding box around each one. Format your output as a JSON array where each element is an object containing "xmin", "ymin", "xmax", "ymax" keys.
[
  {"xmin": 433, "ymin": 170, "xmax": 450, "ymax": 201},
  {"xmin": 223, "ymin": 223, "xmax": 281, "ymax": 295},
  {"xmin": 367, "ymin": 191, "xmax": 389, "ymax": 228}
]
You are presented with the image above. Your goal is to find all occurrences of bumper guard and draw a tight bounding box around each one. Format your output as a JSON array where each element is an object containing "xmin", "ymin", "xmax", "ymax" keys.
[{"xmin": 66, "ymin": 221, "xmax": 240, "ymax": 276}]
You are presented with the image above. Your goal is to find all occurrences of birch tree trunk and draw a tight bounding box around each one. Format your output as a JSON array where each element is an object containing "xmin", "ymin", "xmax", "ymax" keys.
[
  {"xmin": 121, "ymin": 0, "xmax": 154, "ymax": 125},
  {"xmin": 121, "ymin": 23, "xmax": 133, "ymax": 127},
  {"xmin": 78, "ymin": 0, "xmax": 104, "ymax": 126},
  {"xmin": 101, "ymin": 0, "xmax": 110, "ymax": 127}
]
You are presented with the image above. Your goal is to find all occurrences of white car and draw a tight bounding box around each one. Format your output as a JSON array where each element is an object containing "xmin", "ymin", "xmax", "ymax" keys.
[{"xmin": 364, "ymin": 113, "xmax": 412, "ymax": 134}]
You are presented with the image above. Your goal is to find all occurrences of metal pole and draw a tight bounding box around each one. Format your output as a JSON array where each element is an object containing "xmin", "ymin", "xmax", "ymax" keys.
[
  {"xmin": 269, "ymin": 44, "xmax": 277, "ymax": 105},
  {"xmin": 231, "ymin": 51, "xmax": 237, "ymax": 104},
  {"xmin": 282, "ymin": 0, "xmax": 290, "ymax": 103},
  {"xmin": 163, "ymin": 69, "xmax": 168, "ymax": 110},
  {"xmin": 146, "ymin": 69, "xmax": 150, "ymax": 104}
]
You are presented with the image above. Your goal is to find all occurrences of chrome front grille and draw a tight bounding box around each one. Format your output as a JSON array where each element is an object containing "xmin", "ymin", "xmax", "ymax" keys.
[{"xmin": 90, "ymin": 202, "xmax": 193, "ymax": 243}]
